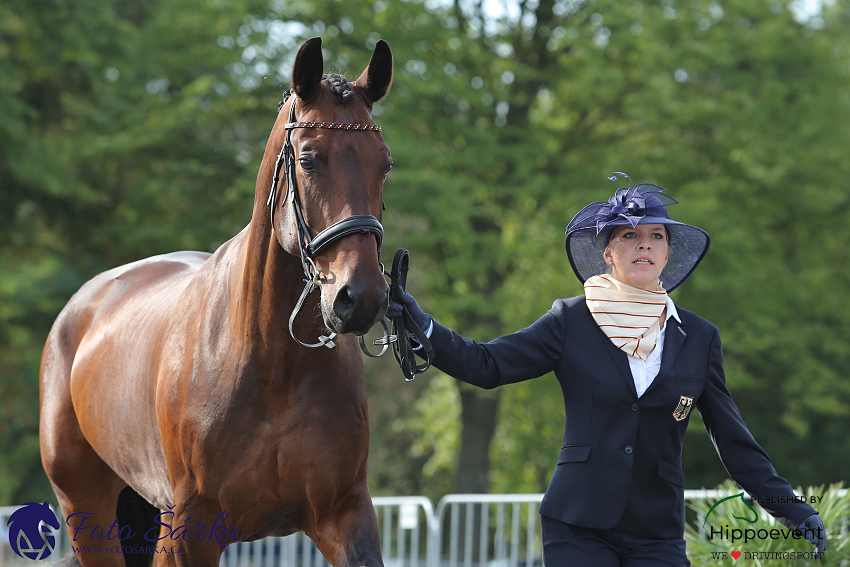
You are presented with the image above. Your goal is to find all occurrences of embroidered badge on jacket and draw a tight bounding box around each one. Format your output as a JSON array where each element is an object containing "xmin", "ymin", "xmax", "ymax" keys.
[{"xmin": 672, "ymin": 395, "xmax": 694, "ymax": 421}]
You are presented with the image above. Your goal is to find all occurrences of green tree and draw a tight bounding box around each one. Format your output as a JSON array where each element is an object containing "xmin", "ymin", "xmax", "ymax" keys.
[{"xmin": 303, "ymin": 0, "xmax": 850, "ymax": 497}]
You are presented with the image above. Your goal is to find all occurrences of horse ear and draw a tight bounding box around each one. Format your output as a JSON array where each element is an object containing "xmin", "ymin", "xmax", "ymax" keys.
[
  {"xmin": 355, "ymin": 40, "xmax": 393, "ymax": 104},
  {"xmin": 292, "ymin": 37, "xmax": 324, "ymax": 103}
]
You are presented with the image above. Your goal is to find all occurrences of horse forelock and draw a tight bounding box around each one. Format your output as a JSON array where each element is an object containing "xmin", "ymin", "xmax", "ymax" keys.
[
  {"xmin": 278, "ymin": 73, "xmax": 358, "ymax": 112},
  {"xmin": 323, "ymin": 73, "xmax": 354, "ymax": 101}
]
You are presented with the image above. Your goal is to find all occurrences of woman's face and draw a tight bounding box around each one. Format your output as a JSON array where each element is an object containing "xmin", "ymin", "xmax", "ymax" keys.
[{"xmin": 603, "ymin": 224, "xmax": 669, "ymax": 291}]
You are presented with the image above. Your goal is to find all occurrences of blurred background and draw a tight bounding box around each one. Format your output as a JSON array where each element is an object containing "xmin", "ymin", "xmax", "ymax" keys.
[{"xmin": 2, "ymin": 0, "xmax": 849, "ymax": 507}]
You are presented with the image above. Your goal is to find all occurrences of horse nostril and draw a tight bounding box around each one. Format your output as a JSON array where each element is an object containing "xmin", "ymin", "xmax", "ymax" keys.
[{"xmin": 333, "ymin": 285, "xmax": 359, "ymax": 321}]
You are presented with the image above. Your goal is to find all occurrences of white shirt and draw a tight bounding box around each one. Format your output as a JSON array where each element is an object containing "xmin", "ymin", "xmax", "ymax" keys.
[{"xmin": 628, "ymin": 295, "xmax": 680, "ymax": 397}]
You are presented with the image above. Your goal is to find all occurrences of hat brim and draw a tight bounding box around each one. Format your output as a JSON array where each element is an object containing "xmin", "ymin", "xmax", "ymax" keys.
[{"xmin": 565, "ymin": 217, "xmax": 710, "ymax": 293}]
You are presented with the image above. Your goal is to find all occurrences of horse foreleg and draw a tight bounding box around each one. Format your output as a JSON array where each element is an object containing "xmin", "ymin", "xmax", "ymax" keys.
[
  {"xmin": 40, "ymin": 411, "xmax": 128, "ymax": 567},
  {"xmin": 155, "ymin": 536, "xmax": 222, "ymax": 567},
  {"xmin": 41, "ymin": 335, "xmax": 129, "ymax": 567},
  {"xmin": 310, "ymin": 492, "xmax": 383, "ymax": 567},
  {"xmin": 158, "ymin": 497, "xmax": 226, "ymax": 567}
]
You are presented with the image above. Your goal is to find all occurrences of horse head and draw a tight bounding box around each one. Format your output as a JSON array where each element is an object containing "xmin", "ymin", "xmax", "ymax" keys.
[{"xmin": 269, "ymin": 37, "xmax": 393, "ymax": 337}]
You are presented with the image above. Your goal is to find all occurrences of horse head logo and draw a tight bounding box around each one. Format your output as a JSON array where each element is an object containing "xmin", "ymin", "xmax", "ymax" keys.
[
  {"xmin": 702, "ymin": 492, "xmax": 760, "ymax": 530},
  {"xmin": 6, "ymin": 502, "xmax": 61, "ymax": 560}
]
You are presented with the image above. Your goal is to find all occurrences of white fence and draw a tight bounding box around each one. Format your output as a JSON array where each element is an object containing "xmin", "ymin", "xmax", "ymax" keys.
[
  {"xmin": 4, "ymin": 490, "xmax": 840, "ymax": 567},
  {"xmin": 436, "ymin": 494, "xmax": 543, "ymax": 567}
]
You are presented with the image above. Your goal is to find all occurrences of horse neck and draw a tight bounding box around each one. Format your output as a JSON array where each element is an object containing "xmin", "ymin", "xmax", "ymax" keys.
[
  {"xmin": 226, "ymin": 194, "xmax": 310, "ymax": 355},
  {"xmin": 225, "ymin": 109, "xmax": 325, "ymax": 361},
  {"xmin": 242, "ymin": 225, "xmax": 287, "ymax": 308}
]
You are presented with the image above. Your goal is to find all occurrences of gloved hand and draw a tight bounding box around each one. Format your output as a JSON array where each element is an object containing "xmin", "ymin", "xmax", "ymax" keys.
[
  {"xmin": 798, "ymin": 513, "xmax": 827, "ymax": 558},
  {"xmin": 386, "ymin": 285, "xmax": 432, "ymax": 333}
]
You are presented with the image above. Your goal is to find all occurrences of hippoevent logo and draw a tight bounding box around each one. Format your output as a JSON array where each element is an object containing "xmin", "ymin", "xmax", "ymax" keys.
[
  {"xmin": 6, "ymin": 502, "xmax": 61, "ymax": 560},
  {"xmin": 702, "ymin": 492, "xmax": 825, "ymax": 561},
  {"xmin": 7, "ymin": 503, "xmax": 246, "ymax": 561}
]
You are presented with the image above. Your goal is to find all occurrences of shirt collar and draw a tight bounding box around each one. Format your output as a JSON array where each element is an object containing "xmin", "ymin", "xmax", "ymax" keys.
[{"xmin": 665, "ymin": 294, "xmax": 681, "ymax": 324}]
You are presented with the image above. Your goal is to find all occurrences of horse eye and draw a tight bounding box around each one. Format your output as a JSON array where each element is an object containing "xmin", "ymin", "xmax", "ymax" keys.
[
  {"xmin": 383, "ymin": 160, "xmax": 396, "ymax": 179},
  {"xmin": 299, "ymin": 157, "xmax": 315, "ymax": 172}
]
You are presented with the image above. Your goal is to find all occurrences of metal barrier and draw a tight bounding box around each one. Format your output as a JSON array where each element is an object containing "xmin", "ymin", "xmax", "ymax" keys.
[
  {"xmin": 5, "ymin": 490, "xmax": 844, "ymax": 567},
  {"xmin": 434, "ymin": 494, "xmax": 544, "ymax": 567},
  {"xmin": 372, "ymin": 497, "xmax": 437, "ymax": 567}
]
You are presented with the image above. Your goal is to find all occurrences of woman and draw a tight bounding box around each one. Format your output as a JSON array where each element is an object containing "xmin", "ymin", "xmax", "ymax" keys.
[{"xmin": 388, "ymin": 179, "xmax": 826, "ymax": 566}]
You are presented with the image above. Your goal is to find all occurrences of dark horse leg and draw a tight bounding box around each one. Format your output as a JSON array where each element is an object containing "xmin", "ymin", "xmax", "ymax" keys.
[{"xmin": 116, "ymin": 487, "xmax": 160, "ymax": 567}]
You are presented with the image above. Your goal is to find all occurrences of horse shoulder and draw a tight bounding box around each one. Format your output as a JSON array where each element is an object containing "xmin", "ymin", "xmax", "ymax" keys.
[
  {"xmin": 67, "ymin": 251, "xmax": 211, "ymax": 363},
  {"xmin": 40, "ymin": 250, "xmax": 214, "ymax": 509}
]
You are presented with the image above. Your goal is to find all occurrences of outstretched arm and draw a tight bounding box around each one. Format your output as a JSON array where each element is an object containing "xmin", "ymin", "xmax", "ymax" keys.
[{"xmin": 388, "ymin": 288, "xmax": 566, "ymax": 389}]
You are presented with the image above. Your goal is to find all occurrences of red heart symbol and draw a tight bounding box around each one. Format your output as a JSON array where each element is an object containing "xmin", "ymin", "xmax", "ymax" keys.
[{"xmin": 731, "ymin": 551, "xmax": 742, "ymax": 560}]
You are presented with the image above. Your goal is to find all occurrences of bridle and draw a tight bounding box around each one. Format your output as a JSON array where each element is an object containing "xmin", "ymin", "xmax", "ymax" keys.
[
  {"xmin": 268, "ymin": 89, "xmax": 433, "ymax": 380},
  {"xmin": 267, "ymin": 90, "xmax": 384, "ymax": 349}
]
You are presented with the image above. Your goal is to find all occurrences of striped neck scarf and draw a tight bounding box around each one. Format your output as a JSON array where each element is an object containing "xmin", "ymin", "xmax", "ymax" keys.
[{"xmin": 584, "ymin": 274, "xmax": 667, "ymax": 360}]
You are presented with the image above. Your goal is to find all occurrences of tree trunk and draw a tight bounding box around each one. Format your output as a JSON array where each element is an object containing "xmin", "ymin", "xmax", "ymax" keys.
[
  {"xmin": 450, "ymin": 387, "xmax": 500, "ymax": 561},
  {"xmin": 453, "ymin": 387, "xmax": 500, "ymax": 493}
]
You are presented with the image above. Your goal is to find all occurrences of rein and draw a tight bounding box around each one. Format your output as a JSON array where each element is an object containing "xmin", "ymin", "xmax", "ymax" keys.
[
  {"xmin": 359, "ymin": 249, "xmax": 434, "ymax": 380},
  {"xmin": 268, "ymin": 90, "xmax": 433, "ymax": 379}
]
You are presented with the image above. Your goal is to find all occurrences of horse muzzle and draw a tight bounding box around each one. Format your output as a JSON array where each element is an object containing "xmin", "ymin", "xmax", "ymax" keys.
[{"xmin": 324, "ymin": 279, "xmax": 389, "ymax": 336}]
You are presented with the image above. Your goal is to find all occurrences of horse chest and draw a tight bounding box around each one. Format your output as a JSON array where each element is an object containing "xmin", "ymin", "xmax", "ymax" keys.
[{"xmin": 169, "ymin": 365, "xmax": 370, "ymax": 484}]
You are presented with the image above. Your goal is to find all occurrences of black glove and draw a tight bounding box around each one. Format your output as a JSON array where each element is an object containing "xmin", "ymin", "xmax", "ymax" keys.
[
  {"xmin": 386, "ymin": 286, "xmax": 432, "ymax": 333},
  {"xmin": 798, "ymin": 513, "xmax": 827, "ymax": 558}
]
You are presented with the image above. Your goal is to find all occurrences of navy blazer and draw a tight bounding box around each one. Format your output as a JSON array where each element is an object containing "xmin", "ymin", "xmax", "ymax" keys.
[{"xmin": 428, "ymin": 295, "xmax": 815, "ymax": 539}]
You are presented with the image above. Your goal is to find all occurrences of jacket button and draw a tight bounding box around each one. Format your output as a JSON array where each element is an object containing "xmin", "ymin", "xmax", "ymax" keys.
[
  {"xmin": 631, "ymin": 403, "xmax": 639, "ymax": 412},
  {"xmin": 624, "ymin": 446, "xmax": 633, "ymax": 454}
]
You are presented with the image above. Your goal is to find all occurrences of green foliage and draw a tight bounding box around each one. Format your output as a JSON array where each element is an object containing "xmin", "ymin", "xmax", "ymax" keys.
[
  {"xmin": 391, "ymin": 372, "xmax": 462, "ymax": 500},
  {"xmin": 686, "ymin": 480, "xmax": 850, "ymax": 566},
  {"xmin": 370, "ymin": 0, "xmax": 850, "ymax": 496}
]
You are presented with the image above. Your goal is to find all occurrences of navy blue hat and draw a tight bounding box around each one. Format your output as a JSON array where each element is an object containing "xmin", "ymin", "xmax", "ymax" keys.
[{"xmin": 565, "ymin": 179, "xmax": 710, "ymax": 292}]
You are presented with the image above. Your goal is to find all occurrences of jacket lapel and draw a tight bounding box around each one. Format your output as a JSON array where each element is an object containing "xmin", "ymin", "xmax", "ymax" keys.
[
  {"xmin": 644, "ymin": 311, "xmax": 688, "ymax": 396},
  {"xmin": 600, "ymin": 326, "xmax": 638, "ymax": 398},
  {"xmin": 580, "ymin": 297, "xmax": 637, "ymax": 397}
]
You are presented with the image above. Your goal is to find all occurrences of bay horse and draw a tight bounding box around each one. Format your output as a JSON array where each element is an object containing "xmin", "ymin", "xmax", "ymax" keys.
[{"xmin": 39, "ymin": 37, "xmax": 391, "ymax": 567}]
